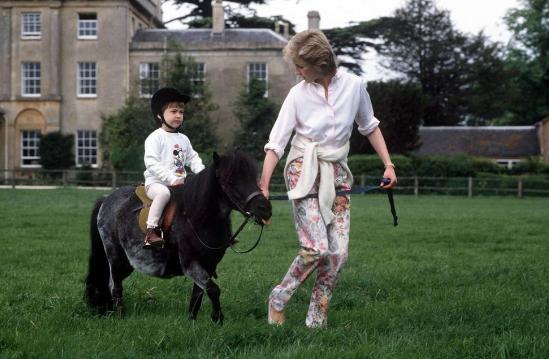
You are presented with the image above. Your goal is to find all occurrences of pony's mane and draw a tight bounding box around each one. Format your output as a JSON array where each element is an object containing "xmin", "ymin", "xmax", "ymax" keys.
[
  {"xmin": 173, "ymin": 164, "xmax": 216, "ymax": 222},
  {"xmin": 172, "ymin": 151, "xmax": 257, "ymax": 223}
]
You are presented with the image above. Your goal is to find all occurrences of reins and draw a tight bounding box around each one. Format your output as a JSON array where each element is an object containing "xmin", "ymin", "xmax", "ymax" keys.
[{"xmin": 182, "ymin": 183, "xmax": 266, "ymax": 254}]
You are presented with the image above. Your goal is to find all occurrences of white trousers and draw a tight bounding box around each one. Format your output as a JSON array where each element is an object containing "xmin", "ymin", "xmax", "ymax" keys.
[{"xmin": 145, "ymin": 183, "xmax": 171, "ymax": 228}]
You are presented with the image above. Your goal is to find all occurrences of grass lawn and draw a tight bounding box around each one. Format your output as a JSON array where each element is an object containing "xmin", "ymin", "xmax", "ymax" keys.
[{"xmin": 0, "ymin": 188, "xmax": 548, "ymax": 358}]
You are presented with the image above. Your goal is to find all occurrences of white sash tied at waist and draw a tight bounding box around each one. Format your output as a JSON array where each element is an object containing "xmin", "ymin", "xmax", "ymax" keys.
[{"xmin": 284, "ymin": 134, "xmax": 353, "ymax": 225}]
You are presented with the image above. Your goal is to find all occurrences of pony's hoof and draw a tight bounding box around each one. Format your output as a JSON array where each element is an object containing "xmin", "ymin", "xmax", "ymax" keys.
[
  {"xmin": 211, "ymin": 312, "xmax": 224, "ymax": 325},
  {"xmin": 113, "ymin": 298, "xmax": 125, "ymax": 315}
]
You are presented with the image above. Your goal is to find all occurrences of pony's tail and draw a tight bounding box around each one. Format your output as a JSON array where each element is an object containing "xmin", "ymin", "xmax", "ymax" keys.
[{"xmin": 84, "ymin": 196, "xmax": 113, "ymax": 314}]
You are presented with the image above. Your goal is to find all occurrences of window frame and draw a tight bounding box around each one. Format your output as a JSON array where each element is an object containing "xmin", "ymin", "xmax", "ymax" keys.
[
  {"xmin": 21, "ymin": 12, "xmax": 41, "ymax": 39},
  {"xmin": 77, "ymin": 62, "xmax": 97, "ymax": 98},
  {"xmin": 75, "ymin": 130, "xmax": 98, "ymax": 167},
  {"xmin": 139, "ymin": 62, "xmax": 160, "ymax": 97},
  {"xmin": 247, "ymin": 63, "xmax": 269, "ymax": 97},
  {"xmin": 190, "ymin": 63, "xmax": 206, "ymax": 97},
  {"xmin": 21, "ymin": 62, "xmax": 41, "ymax": 97},
  {"xmin": 20, "ymin": 130, "xmax": 41, "ymax": 168},
  {"xmin": 77, "ymin": 13, "xmax": 98, "ymax": 39}
]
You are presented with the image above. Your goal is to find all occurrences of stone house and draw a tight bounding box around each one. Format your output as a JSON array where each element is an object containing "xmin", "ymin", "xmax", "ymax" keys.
[
  {"xmin": 0, "ymin": 0, "xmax": 297, "ymax": 173},
  {"xmin": 415, "ymin": 123, "xmax": 549, "ymax": 168}
]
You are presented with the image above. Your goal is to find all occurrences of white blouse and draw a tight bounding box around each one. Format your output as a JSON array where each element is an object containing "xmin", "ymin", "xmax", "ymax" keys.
[{"xmin": 264, "ymin": 71, "xmax": 380, "ymax": 159}]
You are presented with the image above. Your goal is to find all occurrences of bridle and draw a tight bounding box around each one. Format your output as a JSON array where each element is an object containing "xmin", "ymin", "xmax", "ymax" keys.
[{"xmin": 183, "ymin": 176, "xmax": 266, "ymax": 254}]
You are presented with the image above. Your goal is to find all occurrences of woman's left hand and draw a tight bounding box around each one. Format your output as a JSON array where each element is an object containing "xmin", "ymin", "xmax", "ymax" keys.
[{"xmin": 381, "ymin": 166, "xmax": 397, "ymax": 189}]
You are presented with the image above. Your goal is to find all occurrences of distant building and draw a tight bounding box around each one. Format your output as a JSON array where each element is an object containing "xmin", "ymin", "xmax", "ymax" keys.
[
  {"xmin": 0, "ymin": 0, "xmax": 296, "ymax": 173},
  {"xmin": 537, "ymin": 116, "xmax": 549, "ymax": 164},
  {"xmin": 415, "ymin": 125, "xmax": 547, "ymax": 168}
]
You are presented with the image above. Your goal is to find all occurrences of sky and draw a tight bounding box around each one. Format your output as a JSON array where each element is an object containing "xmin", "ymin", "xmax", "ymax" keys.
[{"xmin": 162, "ymin": 0, "xmax": 521, "ymax": 80}]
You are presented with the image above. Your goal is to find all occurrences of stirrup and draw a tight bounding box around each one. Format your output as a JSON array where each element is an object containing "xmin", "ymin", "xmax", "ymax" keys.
[{"xmin": 143, "ymin": 227, "xmax": 164, "ymax": 248}]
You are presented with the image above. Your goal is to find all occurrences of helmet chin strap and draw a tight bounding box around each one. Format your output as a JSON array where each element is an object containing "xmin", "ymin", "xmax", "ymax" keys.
[{"xmin": 158, "ymin": 115, "xmax": 180, "ymax": 132}]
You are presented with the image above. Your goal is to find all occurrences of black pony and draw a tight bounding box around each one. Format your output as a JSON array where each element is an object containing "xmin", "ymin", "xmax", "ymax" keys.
[{"xmin": 84, "ymin": 151, "xmax": 272, "ymax": 323}]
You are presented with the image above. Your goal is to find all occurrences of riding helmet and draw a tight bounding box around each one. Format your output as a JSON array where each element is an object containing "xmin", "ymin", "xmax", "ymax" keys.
[{"xmin": 150, "ymin": 87, "xmax": 191, "ymax": 121}]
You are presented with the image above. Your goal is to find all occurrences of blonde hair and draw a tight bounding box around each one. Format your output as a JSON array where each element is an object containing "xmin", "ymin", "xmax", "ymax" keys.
[{"xmin": 283, "ymin": 30, "xmax": 337, "ymax": 75}]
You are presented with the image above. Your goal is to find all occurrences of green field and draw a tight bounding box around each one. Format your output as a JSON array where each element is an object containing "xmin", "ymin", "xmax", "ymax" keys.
[{"xmin": 0, "ymin": 189, "xmax": 548, "ymax": 358}]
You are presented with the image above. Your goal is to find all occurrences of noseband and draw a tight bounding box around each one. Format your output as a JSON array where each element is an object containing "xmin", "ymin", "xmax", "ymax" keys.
[{"xmin": 220, "ymin": 183, "xmax": 263, "ymax": 217}]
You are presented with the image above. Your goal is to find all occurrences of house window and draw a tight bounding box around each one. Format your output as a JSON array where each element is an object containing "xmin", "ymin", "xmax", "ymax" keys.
[
  {"xmin": 78, "ymin": 13, "xmax": 98, "ymax": 39},
  {"xmin": 191, "ymin": 63, "xmax": 206, "ymax": 96},
  {"xmin": 21, "ymin": 12, "xmax": 41, "ymax": 39},
  {"xmin": 21, "ymin": 130, "xmax": 41, "ymax": 167},
  {"xmin": 22, "ymin": 62, "xmax": 41, "ymax": 97},
  {"xmin": 496, "ymin": 159, "xmax": 522, "ymax": 170},
  {"xmin": 77, "ymin": 62, "xmax": 97, "ymax": 97},
  {"xmin": 139, "ymin": 63, "xmax": 160, "ymax": 97},
  {"xmin": 76, "ymin": 130, "xmax": 98, "ymax": 166},
  {"xmin": 247, "ymin": 63, "xmax": 268, "ymax": 97}
]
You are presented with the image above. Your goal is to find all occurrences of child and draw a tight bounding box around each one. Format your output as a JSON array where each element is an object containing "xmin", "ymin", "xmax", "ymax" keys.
[{"xmin": 143, "ymin": 87, "xmax": 205, "ymax": 248}]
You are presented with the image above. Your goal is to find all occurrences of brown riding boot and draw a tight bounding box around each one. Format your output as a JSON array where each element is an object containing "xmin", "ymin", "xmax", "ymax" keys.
[{"xmin": 143, "ymin": 227, "xmax": 164, "ymax": 248}]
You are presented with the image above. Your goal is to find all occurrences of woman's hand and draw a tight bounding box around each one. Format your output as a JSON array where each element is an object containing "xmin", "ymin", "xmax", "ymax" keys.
[
  {"xmin": 381, "ymin": 166, "xmax": 397, "ymax": 189},
  {"xmin": 259, "ymin": 185, "xmax": 270, "ymax": 200}
]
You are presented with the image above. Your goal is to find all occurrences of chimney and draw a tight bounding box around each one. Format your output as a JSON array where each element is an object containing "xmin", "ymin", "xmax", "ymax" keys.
[
  {"xmin": 212, "ymin": 0, "xmax": 224, "ymax": 34},
  {"xmin": 307, "ymin": 11, "xmax": 320, "ymax": 30},
  {"xmin": 282, "ymin": 22, "xmax": 289, "ymax": 38}
]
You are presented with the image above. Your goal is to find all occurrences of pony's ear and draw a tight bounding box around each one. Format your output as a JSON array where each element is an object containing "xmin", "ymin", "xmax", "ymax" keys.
[{"xmin": 213, "ymin": 152, "xmax": 220, "ymax": 167}]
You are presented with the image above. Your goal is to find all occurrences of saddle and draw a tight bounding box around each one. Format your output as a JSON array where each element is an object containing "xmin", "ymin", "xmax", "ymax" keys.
[{"xmin": 135, "ymin": 185, "xmax": 177, "ymax": 235}]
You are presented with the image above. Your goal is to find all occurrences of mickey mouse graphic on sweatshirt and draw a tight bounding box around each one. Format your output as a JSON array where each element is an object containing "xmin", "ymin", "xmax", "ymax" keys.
[{"xmin": 144, "ymin": 128, "xmax": 205, "ymax": 187}]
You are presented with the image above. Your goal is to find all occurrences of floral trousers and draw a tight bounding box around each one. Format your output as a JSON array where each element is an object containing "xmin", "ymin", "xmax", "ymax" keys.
[{"xmin": 269, "ymin": 158, "xmax": 351, "ymax": 328}]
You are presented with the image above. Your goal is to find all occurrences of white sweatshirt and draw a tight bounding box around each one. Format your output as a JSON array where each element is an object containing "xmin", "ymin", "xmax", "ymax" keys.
[{"xmin": 143, "ymin": 128, "xmax": 205, "ymax": 187}]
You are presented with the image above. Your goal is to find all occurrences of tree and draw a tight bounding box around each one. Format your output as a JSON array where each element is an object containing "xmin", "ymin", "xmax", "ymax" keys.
[
  {"xmin": 233, "ymin": 77, "xmax": 279, "ymax": 160},
  {"xmin": 162, "ymin": 45, "xmax": 218, "ymax": 154},
  {"xmin": 371, "ymin": 0, "xmax": 515, "ymax": 126},
  {"xmin": 503, "ymin": 0, "xmax": 549, "ymax": 124},
  {"xmin": 350, "ymin": 80, "xmax": 423, "ymax": 155},
  {"xmin": 39, "ymin": 132, "xmax": 75, "ymax": 169},
  {"xmin": 460, "ymin": 33, "xmax": 515, "ymax": 125},
  {"xmin": 166, "ymin": 0, "xmax": 275, "ymax": 27},
  {"xmin": 101, "ymin": 96, "xmax": 154, "ymax": 171},
  {"xmin": 376, "ymin": 0, "xmax": 470, "ymax": 125}
]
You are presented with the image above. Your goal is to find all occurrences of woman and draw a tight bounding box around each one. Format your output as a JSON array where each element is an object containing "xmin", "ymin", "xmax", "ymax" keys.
[{"xmin": 259, "ymin": 30, "xmax": 397, "ymax": 328}]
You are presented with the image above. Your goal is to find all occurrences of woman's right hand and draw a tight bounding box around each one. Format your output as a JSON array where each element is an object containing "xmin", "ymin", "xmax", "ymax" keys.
[
  {"xmin": 259, "ymin": 149, "xmax": 278, "ymax": 200},
  {"xmin": 260, "ymin": 185, "xmax": 270, "ymax": 200}
]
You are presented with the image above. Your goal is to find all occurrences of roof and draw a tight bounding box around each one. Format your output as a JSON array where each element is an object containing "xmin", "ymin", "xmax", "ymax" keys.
[
  {"xmin": 131, "ymin": 29, "xmax": 288, "ymax": 51},
  {"xmin": 415, "ymin": 126, "xmax": 540, "ymax": 158}
]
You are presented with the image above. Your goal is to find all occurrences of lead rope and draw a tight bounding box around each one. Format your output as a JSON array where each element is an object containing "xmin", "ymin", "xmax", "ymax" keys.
[{"xmin": 269, "ymin": 179, "xmax": 398, "ymax": 227}]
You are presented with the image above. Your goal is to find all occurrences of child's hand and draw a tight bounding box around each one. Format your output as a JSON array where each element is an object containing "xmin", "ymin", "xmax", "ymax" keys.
[{"xmin": 172, "ymin": 179, "xmax": 184, "ymax": 186}]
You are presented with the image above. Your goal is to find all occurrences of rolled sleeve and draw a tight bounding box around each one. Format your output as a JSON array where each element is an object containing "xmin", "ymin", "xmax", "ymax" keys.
[
  {"xmin": 356, "ymin": 81, "xmax": 380, "ymax": 136},
  {"xmin": 264, "ymin": 90, "xmax": 296, "ymax": 159},
  {"xmin": 264, "ymin": 143, "xmax": 284, "ymax": 160}
]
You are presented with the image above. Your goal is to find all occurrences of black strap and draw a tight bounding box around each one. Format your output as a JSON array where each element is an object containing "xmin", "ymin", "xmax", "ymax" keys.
[
  {"xmin": 386, "ymin": 189, "xmax": 398, "ymax": 226},
  {"xmin": 269, "ymin": 184, "xmax": 398, "ymax": 226}
]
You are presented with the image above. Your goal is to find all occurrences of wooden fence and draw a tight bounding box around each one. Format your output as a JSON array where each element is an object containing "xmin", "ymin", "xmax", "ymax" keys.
[{"xmin": 1, "ymin": 169, "xmax": 548, "ymax": 197}]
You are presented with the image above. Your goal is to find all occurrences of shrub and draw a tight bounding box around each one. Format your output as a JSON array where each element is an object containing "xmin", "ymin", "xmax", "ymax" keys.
[
  {"xmin": 508, "ymin": 156, "xmax": 546, "ymax": 175},
  {"xmin": 39, "ymin": 132, "xmax": 75, "ymax": 169},
  {"xmin": 472, "ymin": 157, "xmax": 502, "ymax": 174},
  {"xmin": 414, "ymin": 155, "xmax": 475, "ymax": 177},
  {"xmin": 347, "ymin": 154, "xmax": 414, "ymax": 176}
]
